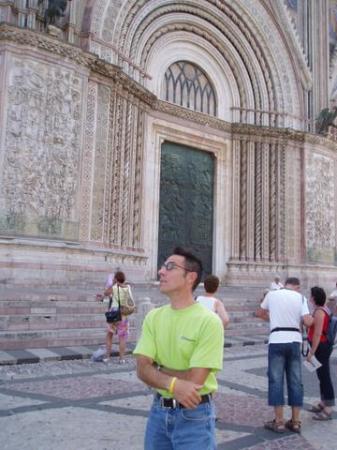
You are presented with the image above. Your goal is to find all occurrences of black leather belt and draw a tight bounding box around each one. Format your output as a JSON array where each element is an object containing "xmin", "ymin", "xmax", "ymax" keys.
[
  {"xmin": 271, "ymin": 327, "xmax": 300, "ymax": 333},
  {"xmin": 156, "ymin": 393, "xmax": 212, "ymax": 409}
]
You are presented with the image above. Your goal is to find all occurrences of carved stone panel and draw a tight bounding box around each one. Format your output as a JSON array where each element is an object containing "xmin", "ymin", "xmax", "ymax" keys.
[
  {"xmin": 107, "ymin": 91, "xmax": 144, "ymax": 250},
  {"xmin": 82, "ymin": 80, "xmax": 145, "ymax": 250},
  {"xmin": 306, "ymin": 152, "xmax": 336, "ymax": 263},
  {"xmin": 0, "ymin": 56, "xmax": 83, "ymax": 239}
]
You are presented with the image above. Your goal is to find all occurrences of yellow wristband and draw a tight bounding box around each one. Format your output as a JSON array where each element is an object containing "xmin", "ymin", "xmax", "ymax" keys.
[{"xmin": 168, "ymin": 377, "xmax": 177, "ymax": 394}]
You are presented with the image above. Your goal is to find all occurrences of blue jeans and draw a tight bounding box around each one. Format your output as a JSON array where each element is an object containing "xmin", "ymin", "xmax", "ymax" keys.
[
  {"xmin": 268, "ymin": 342, "xmax": 303, "ymax": 407},
  {"xmin": 144, "ymin": 395, "xmax": 216, "ymax": 450}
]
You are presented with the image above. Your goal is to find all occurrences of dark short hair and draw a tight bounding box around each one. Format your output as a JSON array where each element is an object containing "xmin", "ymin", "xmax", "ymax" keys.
[
  {"xmin": 204, "ymin": 275, "xmax": 220, "ymax": 294},
  {"xmin": 311, "ymin": 286, "xmax": 326, "ymax": 306},
  {"xmin": 114, "ymin": 271, "xmax": 126, "ymax": 283},
  {"xmin": 285, "ymin": 277, "xmax": 300, "ymax": 286},
  {"xmin": 172, "ymin": 247, "xmax": 203, "ymax": 290}
]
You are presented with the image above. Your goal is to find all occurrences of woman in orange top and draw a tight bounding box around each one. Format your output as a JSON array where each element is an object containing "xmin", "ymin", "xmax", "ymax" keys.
[{"xmin": 307, "ymin": 286, "xmax": 335, "ymax": 420}]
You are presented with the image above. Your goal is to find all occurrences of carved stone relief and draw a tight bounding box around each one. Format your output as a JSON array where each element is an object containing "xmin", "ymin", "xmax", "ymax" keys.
[
  {"xmin": 306, "ymin": 152, "xmax": 335, "ymax": 262},
  {"xmin": 1, "ymin": 56, "xmax": 83, "ymax": 239},
  {"xmin": 284, "ymin": 143, "xmax": 302, "ymax": 262},
  {"xmin": 79, "ymin": 80, "xmax": 97, "ymax": 242},
  {"xmin": 90, "ymin": 83, "xmax": 111, "ymax": 242},
  {"xmin": 107, "ymin": 92, "xmax": 144, "ymax": 250},
  {"xmin": 132, "ymin": 105, "xmax": 144, "ymax": 249},
  {"xmin": 81, "ymin": 78, "xmax": 145, "ymax": 251}
]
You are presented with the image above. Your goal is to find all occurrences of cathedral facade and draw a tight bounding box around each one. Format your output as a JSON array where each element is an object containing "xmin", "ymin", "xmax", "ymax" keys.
[{"xmin": 0, "ymin": 0, "xmax": 337, "ymax": 288}]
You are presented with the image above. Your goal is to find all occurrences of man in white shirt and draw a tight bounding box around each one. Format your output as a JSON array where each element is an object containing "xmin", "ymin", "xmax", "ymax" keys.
[{"xmin": 256, "ymin": 277, "xmax": 313, "ymax": 434}]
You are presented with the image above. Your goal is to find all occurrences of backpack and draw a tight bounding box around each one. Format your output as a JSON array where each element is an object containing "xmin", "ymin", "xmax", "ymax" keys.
[
  {"xmin": 326, "ymin": 314, "xmax": 337, "ymax": 346},
  {"xmin": 318, "ymin": 307, "xmax": 337, "ymax": 346}
]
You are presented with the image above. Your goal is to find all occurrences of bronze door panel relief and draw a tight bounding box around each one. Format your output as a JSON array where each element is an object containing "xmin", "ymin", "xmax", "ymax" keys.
[{"xmin": 158, "ymin": 142, "xmax": 214, "ymax": 276}]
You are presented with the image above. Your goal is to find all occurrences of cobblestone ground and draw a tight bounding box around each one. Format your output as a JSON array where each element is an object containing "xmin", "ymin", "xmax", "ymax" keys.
[{"xmin": 0, "ymin": 345, "xmax": 336, "ymax": 450}]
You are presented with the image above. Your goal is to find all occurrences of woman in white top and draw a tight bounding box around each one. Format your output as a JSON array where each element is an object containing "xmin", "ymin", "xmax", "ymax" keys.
[{"xmin": 197, "ymin": 275, "xmax": 229, "ymax": 328}]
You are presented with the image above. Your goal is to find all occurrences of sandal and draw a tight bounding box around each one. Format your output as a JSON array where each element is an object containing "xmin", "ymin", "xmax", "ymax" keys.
[
  {"xmin": 313, "ymin": 411, "xmax": 332, "ymax": 421},
  {"xmin": 264, "ymin": 419, "xmax": 286, "ymax": 433},
  {"xmin": 308, "ymin": 404, "xmax": 324, "ymax": 413},
  {"xmin": 285, "ymin": 419, "xmax": 301, "ymax": 433}
]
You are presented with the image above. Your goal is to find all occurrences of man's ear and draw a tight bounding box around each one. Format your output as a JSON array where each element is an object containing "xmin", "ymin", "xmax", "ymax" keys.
[{"xmin": 187, "ymin": 271, "xmax": 198, "ymax": 287}]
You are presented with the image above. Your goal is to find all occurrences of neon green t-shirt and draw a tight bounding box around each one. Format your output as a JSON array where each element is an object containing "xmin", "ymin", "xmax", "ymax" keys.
[{"xmin": 133, "ymin": 302, "xmax": 224, "ymax": 397}]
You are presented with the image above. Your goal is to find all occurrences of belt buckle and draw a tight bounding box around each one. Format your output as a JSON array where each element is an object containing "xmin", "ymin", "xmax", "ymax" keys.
[{"xmin": 159, "ymin": 396, "xmax": 177, "ymax": 408}]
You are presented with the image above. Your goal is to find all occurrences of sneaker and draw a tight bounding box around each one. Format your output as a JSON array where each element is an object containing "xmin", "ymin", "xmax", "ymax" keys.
[
  {"xmin": 103, "ymin": 358, "xmax": 109, "ymax": 363},
  {"xmin": 119, "ymin": 359, "xmax": 126, "ymax": 364}
]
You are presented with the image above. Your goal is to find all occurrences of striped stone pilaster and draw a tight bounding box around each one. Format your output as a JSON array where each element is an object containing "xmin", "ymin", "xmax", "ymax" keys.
[
  {"xmin": 246, "ymin": 140, "xmax": 255, "ymax": 260},
  {"xmin": 231, "ymin": 138, "xmax": 241, "ymax": 260}
]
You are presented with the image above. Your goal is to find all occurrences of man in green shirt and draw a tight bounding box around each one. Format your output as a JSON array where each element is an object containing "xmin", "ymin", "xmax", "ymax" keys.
[{"xmin": 134, "ymin": 247, "xmax": 224, "ymax": 449}]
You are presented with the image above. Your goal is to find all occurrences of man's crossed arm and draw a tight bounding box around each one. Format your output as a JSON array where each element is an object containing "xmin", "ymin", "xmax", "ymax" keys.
[{"xmin": 136, "ymin": 355, "xmax": 210, "ymax": 409}]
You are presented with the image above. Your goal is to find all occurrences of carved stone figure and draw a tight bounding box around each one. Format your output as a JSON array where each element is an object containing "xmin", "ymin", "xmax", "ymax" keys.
[
  {"xmin": 316, "ymin": 107, "xmax": 337, "ymax": 134},
  {"xmin": 39, "ymin": 0, "xmax": 69, "ymax": 25}
]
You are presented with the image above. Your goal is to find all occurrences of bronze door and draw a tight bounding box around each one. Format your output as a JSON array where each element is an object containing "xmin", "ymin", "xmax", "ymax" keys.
[{"xmin": 158, "ymin": 141, "xmax": 214, "ymax": 277}]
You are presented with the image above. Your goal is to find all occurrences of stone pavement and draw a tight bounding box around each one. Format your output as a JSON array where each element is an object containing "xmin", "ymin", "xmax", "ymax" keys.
[{"xmin": 0, "ymin": 344, "xmax": 336, "ymax": 450}]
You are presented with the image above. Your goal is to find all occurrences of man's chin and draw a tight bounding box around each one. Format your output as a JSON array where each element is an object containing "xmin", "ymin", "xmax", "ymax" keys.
[{"xmin": 159, "ymin": 283, "xmax": 169, "ymax": 293}]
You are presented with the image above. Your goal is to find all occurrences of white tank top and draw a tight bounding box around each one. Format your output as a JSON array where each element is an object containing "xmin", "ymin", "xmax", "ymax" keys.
[{"xmin": 196, "ymin": 296, "xmax": 217, "ymax": 312}]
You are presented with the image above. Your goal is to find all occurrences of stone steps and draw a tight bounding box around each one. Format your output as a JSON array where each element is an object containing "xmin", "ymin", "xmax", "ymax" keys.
[
  {"xmin": 0, "ymin": 285, "xmax": 267, "ymax": 350},
  {"xmin": 225, "ymin": 327, "xmax": 268, "ymax": 337},
  {"xmin": 0, "ymin": 300, "xmax": 257, "ymax": 315},
  {"xmin": 0, "ymin": 313, "xmax": 106, "ymax": 331},
  {"xmin": 0, "ymin": 328, "xmax": 107, "ymax": 350},
  {"xmin": 0, "ymin": 300, "xmax": 107, "ymax": 315},
  {"xmin": 0, "ymin": 287, "xmax": 98, "ymax": 302}
]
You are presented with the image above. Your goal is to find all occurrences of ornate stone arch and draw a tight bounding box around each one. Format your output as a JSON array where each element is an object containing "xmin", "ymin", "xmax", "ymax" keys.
[
  {"xmin": 87, "ymin": 0, "xmax": 306, "ymax": 127},
  {"xmin": 121, "ymin": 3, "xmax": 273, "ymax": 113}
]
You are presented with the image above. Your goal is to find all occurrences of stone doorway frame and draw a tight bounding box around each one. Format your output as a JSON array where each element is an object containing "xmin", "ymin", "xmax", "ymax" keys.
[{"xmin": 143, "ymin": 113, "xmax": 232, "ymax": 281}]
